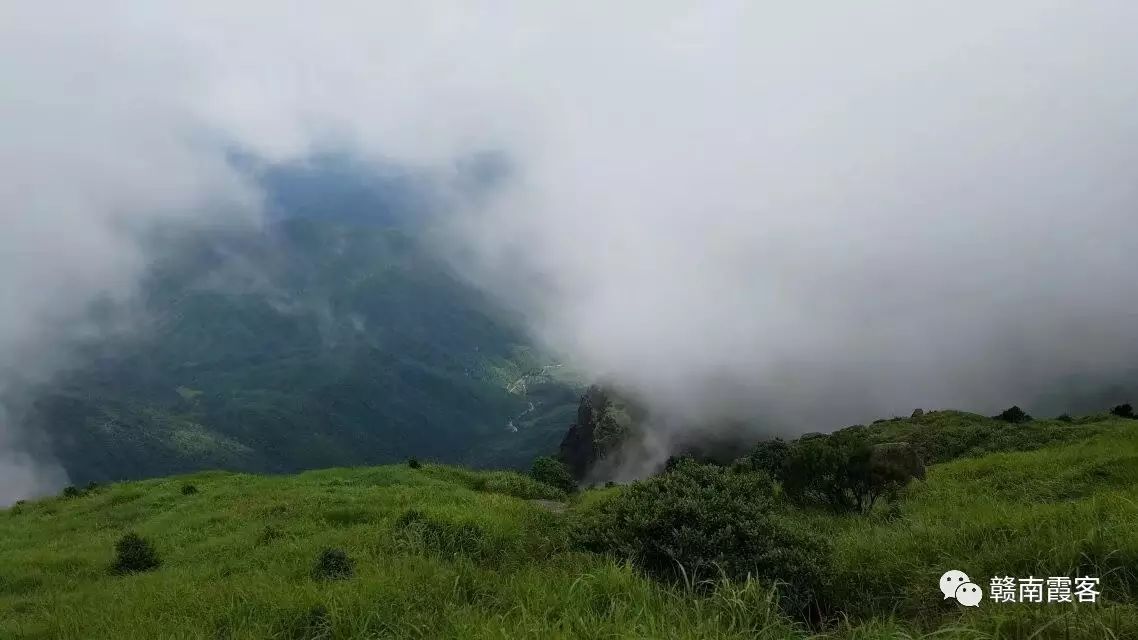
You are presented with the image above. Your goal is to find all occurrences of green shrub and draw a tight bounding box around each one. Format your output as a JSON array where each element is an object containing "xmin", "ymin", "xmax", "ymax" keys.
[
  {"xmin": 180, "ymin": 484, "xmax": 198, "ymax": 495},
  {"xmin": 571, "ymin": 460, "xmax": 829, "ymax": 618},
  {"xmin": 860, "ymin": 410, "xmax": 1105, "ymax": 465},
  {"xmin": 660, "ymin": 455, "xmax": 679, "ymax": 472},
  {"xmin": 407, "ymin": 456, "xmax": 421, "ymax": 469},
  {"xmin": 84, "ymin": 481, "xmax": 99, "ymax": 493},
  {"xmin": 530, "ymin": 456, "xmax": 576, "ymax": 493},
  {"xmin": 111, "ymin": 532, "xmax": 160, "ymax": 574},
  {"xmin": 62, "ymin": 486, "xmax": 82, "ymax": 499},
  {"xmin": 667, "ymin": 451, "xmax": 740, "ymax": 469},
  {"xmin": 746, "ymin": 439, "xmax": 790, "ymax": 475},
  {"xmin": 779, "ymin": 435, "xmax": 920, "ymax": 514},
  {"xmin": 994, "ymin": 405, "xmax": 1032, "ymax": 423},
  {"xmin": 1111, "ymin": 403, "xmax": 1135, "ymax": 419},
  {"xmin": 1056, "ymin": 413, "xmax": 1074, "ymax": 423},
  {"xmin": 311, "ymin": 548, "xmax": 354, "ymax": 581},
  {"xmin": 780, "ymin": 437, "xmax": 854, "ymax": 510}
]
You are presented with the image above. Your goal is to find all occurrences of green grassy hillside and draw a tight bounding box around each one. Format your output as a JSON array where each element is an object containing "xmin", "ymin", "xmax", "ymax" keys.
[{"xmin": 3, "ymin": 414, "xmax": 1136, "ymax": 639}]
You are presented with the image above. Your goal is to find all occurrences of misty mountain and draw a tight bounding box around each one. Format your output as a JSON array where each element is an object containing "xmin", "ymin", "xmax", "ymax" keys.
[
  {"xmin": 11, "ymin": 152, "xmax": 1138, "ymax": 491},
  {"xmin": 257, "ymin": 154, "xmax": 434, "ymax": 226},
  {"xmin": 14, "ymin": 166, "xmax": 579, "ymax": 485}
]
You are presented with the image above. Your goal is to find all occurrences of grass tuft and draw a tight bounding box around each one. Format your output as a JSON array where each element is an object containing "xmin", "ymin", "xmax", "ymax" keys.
[{"xmin": 311, "ymin": 548, "xmax": 354, "ymax": 581}]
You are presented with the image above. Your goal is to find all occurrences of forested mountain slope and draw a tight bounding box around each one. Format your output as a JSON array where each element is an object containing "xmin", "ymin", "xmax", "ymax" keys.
[{"xmin": 20, "ymin": 217, "xmax": 579, "ymax": 484}]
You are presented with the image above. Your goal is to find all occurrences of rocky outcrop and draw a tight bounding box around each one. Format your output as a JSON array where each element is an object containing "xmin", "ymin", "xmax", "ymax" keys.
[
  {"xmin": 557, "ymin": 397, "xmax": 596, "ymax": 479},
  {"xmin": 557, "ymin": 386, "xmax": 632, "ymax": 480}
]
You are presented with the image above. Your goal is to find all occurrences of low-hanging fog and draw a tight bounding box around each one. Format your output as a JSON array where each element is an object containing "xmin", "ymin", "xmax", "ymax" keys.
[{"xmin": 3, "ymin": 2, "xmax": 1138, "ymax": 498}]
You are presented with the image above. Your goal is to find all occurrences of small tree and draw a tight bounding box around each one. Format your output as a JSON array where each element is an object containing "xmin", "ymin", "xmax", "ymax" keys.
[
  {"xmin": 407, "ymin": 457, "xmax": 422, "ymax": 469},
  {"xmin": 781, "ymin": 437, "xmax": 857, "ymax": 511},
  {"xmin": 62, "ymin": 486, "xmax": 82, "ymax": 498},
  {"xmin": 995, "ymin": 406, "xmax": 1032, "ymax": 423},
  {"xmin": 180, "ymin": 484, "xmax": 198, "ymax": 495},
  {"xmin": 1110, "ymin": 404, "xmax": 1135, "ymax": 419},
  {"xmin": 780, "ymin": 435, "xmax": 920, "ymax": 514},
  {"xmin": 112, "ymin": 532, "xmax": 160, "ymax": 574},
  {"xmin": 863, "ymin": 442, "xmax": 925, "ymax": 498},
  {"xmin": 530, "ymin": 456, "xmax": 576, "ymax": 493},
  {"xmin": 1056, "ymin": 413, "xmax": 1074, "ymax": 423}
]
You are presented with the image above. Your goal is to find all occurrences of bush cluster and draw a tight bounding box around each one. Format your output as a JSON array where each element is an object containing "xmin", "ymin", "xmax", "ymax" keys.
[
  {"xmin": 407, "ymin": 457, "xmax": 421, "ymax": 469},
  {"xmin": 571, "ymin": 460, "xmax": 830, "ymax": 617},
  {"xmin": 995, "ymin": 405, "xmax": 1032, "ymax": 423},
  {"xmin": 867, "ymin": 410, "xmax": 1105, "ymax": 465},
  {"xmin": 529, "ymin": 456, "xmax": 577, "ymax": 493},
  {"xmin": 1111, "ymin": 403, "xmax": 1135, "ymax": 419},
  {"xmin": 745, "ymin": 439, "xmax": 790, "ymax": 476},
  {"xmin": 180, "ymin": 484, "xmax": 199, "ymax": 495},
  {"xmin": 62, "ymin": 482, "xmax": 102, "ymax": 499},
  {"xmin": 111, "ymin": 532, "xmax": 161, "ymax": 574},
  {"xmin": 781, "ymin": 436, "xmax": 922, "ymax": 513},
  {"xmin": 743, "ymin": 432, "xmax": 923, "ymax": 514}
]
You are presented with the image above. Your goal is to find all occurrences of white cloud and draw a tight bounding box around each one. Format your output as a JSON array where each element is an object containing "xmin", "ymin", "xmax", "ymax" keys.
[{"xmin": 2, "ymin": 1, "xmax": 1137, "ymax": 493}]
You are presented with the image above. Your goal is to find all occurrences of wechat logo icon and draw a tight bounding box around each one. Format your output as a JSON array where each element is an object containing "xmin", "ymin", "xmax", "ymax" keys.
[{"xmin": 940, "ymin": 570, "xmax": 983, "ymax": 607}]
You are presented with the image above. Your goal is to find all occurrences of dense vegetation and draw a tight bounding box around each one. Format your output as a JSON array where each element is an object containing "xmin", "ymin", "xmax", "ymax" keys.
[
  {"xmin": 16, "ymin": 218, "xmax": 581, "ymax": 486},
  {"xmin": 572, "ymin": 459, "xmax": 830, "ymax": 619},
  {"xmin": 3, "ymin": 410, "xmax": 1136, "ymax": 638},
  {"xmin": 529, "ymin": 456, "xmax": 577, "ymax": 494}
]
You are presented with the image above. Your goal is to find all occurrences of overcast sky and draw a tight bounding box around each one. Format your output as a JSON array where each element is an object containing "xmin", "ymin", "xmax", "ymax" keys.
[{"xmin": 2, "ymin": 2, "xmax": 1138, "ymax": 496}]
